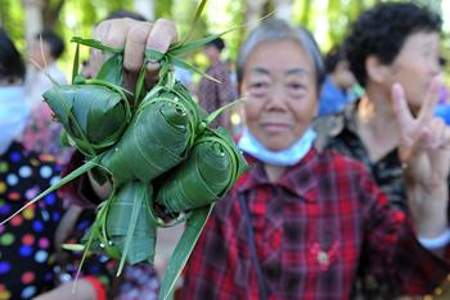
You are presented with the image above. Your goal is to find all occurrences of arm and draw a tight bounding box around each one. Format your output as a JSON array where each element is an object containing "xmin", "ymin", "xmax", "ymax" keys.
[
  {"xmin": 391, "ymin": 78, "xmax": 450, "ymax": 246},
  {"xmin": 360, "ymin": 167, "xmax": 449, "ymax": 296}
]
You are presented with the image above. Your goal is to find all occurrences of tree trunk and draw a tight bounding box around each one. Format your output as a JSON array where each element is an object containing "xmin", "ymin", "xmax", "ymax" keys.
[
  {"xmin": 245, "ymin": 0, "xmax": 265, "ymax": 30},
  {"xmin": 134, "ymin": 0, "xmax": 155, "ymax": 21},
  {"xmin": 22, "ymin": 0, "xmax": 44, "ymax": 44},
  {"xmin": 273, "ymin": 0, "xmax": 292, "ymax": 21},
  {"xmin": 43, "ymin": 0, "xmax": 65, "ymax": 29}
]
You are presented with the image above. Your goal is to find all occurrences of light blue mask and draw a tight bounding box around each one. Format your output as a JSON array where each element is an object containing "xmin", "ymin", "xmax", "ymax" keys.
[
  {"xmin": 0, "ymin": 86, "xmax": 29, "ymax": 155},
  {"xmin": 238, "ymin": 127, "xmax": 316, "ymax": 166}
]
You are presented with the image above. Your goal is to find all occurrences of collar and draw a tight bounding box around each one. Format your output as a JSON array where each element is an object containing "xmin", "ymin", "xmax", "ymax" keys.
[{"xmin": 236, "ymin": 148, "xmax": 319, "ymax": 202}]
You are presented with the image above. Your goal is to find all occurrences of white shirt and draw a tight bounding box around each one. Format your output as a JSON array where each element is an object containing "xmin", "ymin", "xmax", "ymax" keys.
[{"xmin": 25, "ymin": 63, "xmax": 67, "ymax": 110}]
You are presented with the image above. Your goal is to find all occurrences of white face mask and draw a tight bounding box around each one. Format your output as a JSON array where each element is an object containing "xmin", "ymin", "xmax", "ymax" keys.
[
  {"xmin": 0, "ymin": 86, "xmax": 29, "ymax": 155},
  {"xmin": 238, "ymin": 127, "xmax": 316, "ymax": 167}
]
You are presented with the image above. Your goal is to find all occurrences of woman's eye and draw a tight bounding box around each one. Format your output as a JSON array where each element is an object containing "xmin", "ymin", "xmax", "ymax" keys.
[
  {"xmin": 250, "ymin": 82, "xmax": 268, "ymax": 89},
  {"xmin": 287, "ymin": 82, "xmax": 305, "ymax": 90}
]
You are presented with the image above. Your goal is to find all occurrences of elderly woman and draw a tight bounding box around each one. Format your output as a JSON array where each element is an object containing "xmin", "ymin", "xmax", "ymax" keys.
[
  {"xmin": 59, "ymin": 14, "xmax": 450, "ymax": 300},
  {"xmin": 314, "ymin": 4, "xmax": 450, "ymax": 298},
  {"xmin": 178, "ymin": 19, "xmax": 450, "ymax": 299},
  {"xmin": 318, "ymin": 2, "xmax": 445, "ymax": 211}
]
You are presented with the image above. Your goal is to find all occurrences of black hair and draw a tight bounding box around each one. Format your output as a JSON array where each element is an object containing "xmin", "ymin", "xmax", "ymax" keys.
[
  {"xmin": 344, "ymin": 2, "xmax": 442, "ymax": 87},
  {"xmin": 0, "ymin": 28, "xmax": 26, "ymax": 81},
  {"xmin": 206, "ymin": 37, "xmax": 225, "ymax": 52},
  {"xmin": 35, "ymin": 30, "xmax": 65, "ymax": 60},
  {"xmin": 324, "ymin": 45, "xmax": 345, "ymax": 73},
  {"xmin": 105, "ymin": 10, "xmax": 147, "ymax": 22}
]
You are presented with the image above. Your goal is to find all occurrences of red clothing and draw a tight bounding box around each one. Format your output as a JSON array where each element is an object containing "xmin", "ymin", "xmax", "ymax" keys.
[{"xmin": 182, "ymin": 148, "xmax": 449, "ymax": 299}]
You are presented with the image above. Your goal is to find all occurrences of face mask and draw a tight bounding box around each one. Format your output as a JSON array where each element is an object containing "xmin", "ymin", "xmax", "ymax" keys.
[
  {"xmin": 0, "ymin": 86, "xmax": 29, "ymax": 155},
  {"xmin": 238, "ymin": 127, "xmax": 316, "ymax": 167}
]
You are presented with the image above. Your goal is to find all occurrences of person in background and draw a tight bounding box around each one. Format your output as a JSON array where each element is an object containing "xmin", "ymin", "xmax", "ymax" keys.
[
  {"xmin": 0, "ymin": 27, "xmax": 115, "ymax": 300},
  {"xmin": 21, "ymin": 30, "xmax": 69, "ymax": 163},
  {"xmin": 180, "ymin": 18, "xmax": 450, "ymax": 299},
  {"xmin": 318, "ymin": 45, "xmax": 357, "ymax": 116},
  {"xmin": 315, "ymin": 3, "xmax": 449, "ymax": 298},
  {"xmin": 197, "ymin": 37, "xmax": 236, "ymax": 130}
]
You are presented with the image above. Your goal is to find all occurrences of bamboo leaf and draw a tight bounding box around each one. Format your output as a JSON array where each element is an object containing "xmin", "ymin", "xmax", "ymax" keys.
[
  {"xmin": 71, "ymin": 37, "xmax": 123, "ymax": 54},
  {"xmin": 116, "ymin": 182, "xmax": 146, "ymax": 275},
  {"xmin": 181, "ymin": 0, "xmax": 209, "ymax": 44},
  {"xmin": 205, "ymin": 97, "xmax": 246, "ymax": 125},
  {"xmin": 73, "ymin": 205, "xmax": 107, "ymax": 291},
  {"xmin": 95, "ymin": 54, "xmax": 124, "ymax": 86},
  {"xmin": 72, "ymin": 43, "xmax": 80, "ymax": 84},
  {"xmin": 170, "ymin": 27, "xmax": 238, "ymax": 57},
  {"xmin": 159, "ymin": 204, "xmax": 214, "ymax": 300},
  {"xmin": 100, "ymin": 96, "xmax": 194, "ymax": 185},
  {"xmin": 103, "ymin": 182, "xmax": 156, "ymax": 272},
  {"xmin": 169, "ymin": 54, "xmax": 220, "ymax": 83},
  {"xmin": 0, "ymin": 159, "xmax": 97, "ymax": 226},
  {"xmin": 43, "ymin": 83, "xmax": 131, "ymax": 156},
  {"xmin": 156, "ymin": 128, "xmax": 247, "ymax": 213},
  {"xmin": 134, "ymin": 64, "xmax": 147, "ymax": 108},
  {"xmin": 144, "ymin": 48, "xmax": 165, "ymax": 62}
]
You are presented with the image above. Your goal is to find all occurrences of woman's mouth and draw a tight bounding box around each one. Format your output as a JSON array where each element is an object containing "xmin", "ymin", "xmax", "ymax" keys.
[{"xmin": 261, "ymin": 122, "xmax": 292, "ymax": 134}]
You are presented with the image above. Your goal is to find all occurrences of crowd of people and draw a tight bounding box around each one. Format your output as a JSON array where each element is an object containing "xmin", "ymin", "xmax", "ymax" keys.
[{"xmin": 1, "ymin": 1, "xmax": 450, "ymax": 299}]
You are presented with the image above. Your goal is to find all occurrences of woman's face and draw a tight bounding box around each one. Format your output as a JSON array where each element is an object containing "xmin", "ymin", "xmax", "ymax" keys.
[
  {"xmin": 387, "ymin": 31, "xmax": 441, "ymax": 111},
  {"xmin": 240, "ymin": 39, "xmax": 318, "ymax": 151}
]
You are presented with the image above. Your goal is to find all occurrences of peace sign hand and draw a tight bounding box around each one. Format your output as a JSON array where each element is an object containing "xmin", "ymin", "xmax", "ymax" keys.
[
  {"xmin": 392, "ymin": 77, "xmax": 450, "ymax": 238},
  {"xmin": 392, "ymin": 77, "xmax": 450, "ymax": 188}
]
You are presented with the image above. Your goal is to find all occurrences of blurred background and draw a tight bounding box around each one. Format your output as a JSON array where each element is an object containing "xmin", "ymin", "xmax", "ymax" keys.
[{"xmin": 0, "ymin": 0, "xmax": 448, "ymax": 81}]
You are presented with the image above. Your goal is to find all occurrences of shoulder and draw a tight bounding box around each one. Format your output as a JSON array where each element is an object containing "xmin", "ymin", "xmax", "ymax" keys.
[{"xmin": 314, "ymin": 101, "xmax": 359, "ymax": 151}]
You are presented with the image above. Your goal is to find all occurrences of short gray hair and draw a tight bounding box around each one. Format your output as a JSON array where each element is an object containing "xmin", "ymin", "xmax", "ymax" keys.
[{"xmin": 236, "ymin": 18, "xmax": 325, "ymax": 91}]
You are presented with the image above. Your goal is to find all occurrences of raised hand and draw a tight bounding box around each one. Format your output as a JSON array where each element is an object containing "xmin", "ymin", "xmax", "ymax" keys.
[
  {"xmin": 88, "ymin": 18, "xmax": 178, "ymax": 89},
  {"xmin": 392, "ymin": 76, "xmax": 450, "ymax": 238},
  {"xmin": 392, "ymin": 76, "xmax": 450, "ymax": 188}
]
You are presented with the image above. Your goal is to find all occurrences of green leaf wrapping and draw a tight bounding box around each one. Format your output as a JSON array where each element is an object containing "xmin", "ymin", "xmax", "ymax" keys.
[
  {"xmin": 100, "ymin": 98, "xmax": 193, "ymax": 186},
  {"xmin": 0, "ymin": 11, "xmax": 251, "ymax": 295},
  {"xmin": 156, "ymin": 128, "xmax": 248, "ymax": 213},
  {"xmin": 43, "ymin": 84, "xmax": 131, "ymax": 156},
  {"xmin": 103, "ymin": 181, "xmax": 156, "ymax": 267},
  {"xmin": 96, "ymin": 53, "xmax": 124, "ymax": 86},
  {"xmin": 159, "ymin": 204, "xmax": 214, "ymax": 300}
]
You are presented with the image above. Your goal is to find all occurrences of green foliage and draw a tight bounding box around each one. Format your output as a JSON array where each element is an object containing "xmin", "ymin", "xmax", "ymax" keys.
[
  {"xmin": 156, "ymin": 0, "xmax": 173, "ymax": 18},
  {"xmin": 0, "ymin": 0, "xmax": 25, "ymax": 50}
]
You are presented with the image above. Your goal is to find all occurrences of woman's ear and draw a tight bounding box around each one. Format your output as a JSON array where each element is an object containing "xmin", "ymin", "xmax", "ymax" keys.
[{"xmin": 366, "ymin": 55, "xmax": 390, "ymax": 84}]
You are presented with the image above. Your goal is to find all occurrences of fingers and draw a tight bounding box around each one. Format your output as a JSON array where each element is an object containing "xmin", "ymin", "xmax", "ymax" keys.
[
  {"xmin": 145, "ymin": 19, "xmax": 178, "ymax": 72},
  {"xmin": 93, "ymin": 18, "xmax": 177, "ymax": 72},
  {"xmin": 95, "ymin": 18, "xmax": 130, "ymax": 49},
  {"xmin": 392, "ymin": 82, "xmax": 413, "ymax": 133},
  {"xmin": 429, "ymin": 118, "xmax": 450, "ymax": 151},
  {"xmin": 124, "ymin": 21, "xmax": 152, "ymax": 72},
  {"xmin": 423, "ymin": 118, "xmax": 443, "ymax": 150},
  {"xmin": 418, "ymin": 76, "xmax": 442, "ymax": 124}
]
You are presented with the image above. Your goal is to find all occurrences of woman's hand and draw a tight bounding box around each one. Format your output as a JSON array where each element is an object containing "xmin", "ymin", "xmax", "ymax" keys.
[
  {"xmin": 392, "ymin": 76, "xmax": 450, "ymax": 238},
  {"xmin": 89, "ymin": 17, "xmax": 178, "ymax": 90}
]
